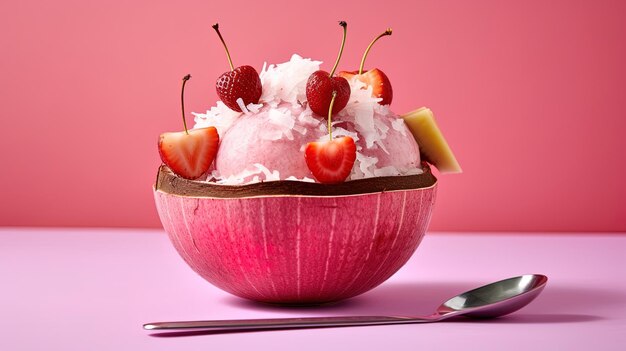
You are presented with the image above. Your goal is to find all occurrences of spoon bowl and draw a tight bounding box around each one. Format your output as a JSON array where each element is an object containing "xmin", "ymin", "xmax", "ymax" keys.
[
  {"xmin": 437, "ymin": 274, "xmax": 548, "ymax": 319},
  {"xmin": 144, "ymin": 274, "xmax": 548, "ymax": 332}
]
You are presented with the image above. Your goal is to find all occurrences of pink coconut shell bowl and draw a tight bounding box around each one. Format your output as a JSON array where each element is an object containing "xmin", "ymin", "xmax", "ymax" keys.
[{"xmin": 154, "ymin": 164, "xmax": 438, "ymax": 304}]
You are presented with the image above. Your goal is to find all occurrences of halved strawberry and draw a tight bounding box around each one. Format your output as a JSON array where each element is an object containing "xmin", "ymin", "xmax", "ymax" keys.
[
  {"xmin": 338, "ymin": 28, "xmax": 394, "ymax": 105},
  {"xmin": 305, "ymin": 136, "xmax": 356, "ymax": 184},
  {"xmin": 158, "ymin": 127, "xmax": 219, "ymax": 180},
  {"xmin": 338, "ymin": 68, "xmax": 393, "ymax": 105}
]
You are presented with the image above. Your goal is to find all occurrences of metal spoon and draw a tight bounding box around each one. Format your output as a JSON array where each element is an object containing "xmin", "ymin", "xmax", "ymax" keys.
[{"xmin": 144, "ymin": 274, "xmax": 547, "ymax": 332}]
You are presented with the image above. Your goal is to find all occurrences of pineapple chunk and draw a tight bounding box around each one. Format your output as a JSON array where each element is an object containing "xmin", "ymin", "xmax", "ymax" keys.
[{"xmin": 402, "ymin": 107, "xmax": 462, "ymax": 174}]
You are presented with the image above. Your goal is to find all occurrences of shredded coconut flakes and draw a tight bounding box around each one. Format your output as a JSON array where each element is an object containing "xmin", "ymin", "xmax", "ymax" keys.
[{"xmin": 192, "ymin": 54, "xmax": 421, "ymax": 185}]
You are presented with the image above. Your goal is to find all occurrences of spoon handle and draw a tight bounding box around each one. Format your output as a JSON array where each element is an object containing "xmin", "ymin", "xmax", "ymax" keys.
[{"xmin": 144, "ymin": 315, "xmax": 437, "ymax": 332}]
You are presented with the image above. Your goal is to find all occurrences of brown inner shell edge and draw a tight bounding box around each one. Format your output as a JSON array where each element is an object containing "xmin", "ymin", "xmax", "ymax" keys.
[{"xmin": 155, "ymin": 163, "xmax": 437, "ymax": 198}]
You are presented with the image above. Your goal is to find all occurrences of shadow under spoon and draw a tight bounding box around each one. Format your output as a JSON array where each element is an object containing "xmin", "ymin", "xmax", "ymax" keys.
[{"xmin": 144, "ymin": 274, "xmax": 548, "ymax": 332}]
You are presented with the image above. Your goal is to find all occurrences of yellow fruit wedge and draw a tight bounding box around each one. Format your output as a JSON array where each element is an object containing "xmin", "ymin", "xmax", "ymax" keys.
[{"xmin": 402, "ymin": 107, "xmax": 462, "ymax": 174}]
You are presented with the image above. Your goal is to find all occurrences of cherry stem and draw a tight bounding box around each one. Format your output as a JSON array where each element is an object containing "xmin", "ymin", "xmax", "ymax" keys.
[
  {"xmin": 329, "ymin": 21, "xmax": 347, "ymax": 77},
  {"xmin": 327, "ymin": 91, "xmax": 337, "ymax": 141},
  {"xmin": 359, "ymin": 28, "xmax": 392, "ymax": 75},
  {"xmin": 181, "ymin": 74, "xmax": 191, "ymax": 135},
  {"xmin": 212, "ymin": 23, "xmax": 234, "ymax": 71}
]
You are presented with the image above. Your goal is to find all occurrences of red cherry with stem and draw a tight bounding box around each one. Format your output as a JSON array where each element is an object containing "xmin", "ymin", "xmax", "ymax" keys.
[
  {"xmin": 304, "ymin": 91, "xmax": 357, "ymax": 184},
  {"xmin": 306, "ymin": 21, "xmax": 351, "ymax": 116},
  {"xmin": 212, "ymin": 23, "xmax": 262, "ymax": 112},
  {"xmin": 158, "ymin": 74, "xmax": 219, "ymax": 180},
  {"xmin": 338, "ymin": 28, "xmax": 393, "ymax": 105}
]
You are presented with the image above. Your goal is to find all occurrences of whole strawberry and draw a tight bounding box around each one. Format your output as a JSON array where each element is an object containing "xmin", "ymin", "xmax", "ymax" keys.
[
  {"xmin": 212, "ymin": 23, "xmax": 262, "ymax": 112},
  {"xmin": 306, "ymin": 21, "xmax": 350, "ymax": 116},
  {"xmin": 306, "ymin": 71, "xmax": 350, "ymax": 116}
]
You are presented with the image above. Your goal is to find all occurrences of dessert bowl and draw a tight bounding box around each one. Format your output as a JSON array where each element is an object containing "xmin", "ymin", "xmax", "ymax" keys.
[{"xmin": 154, "ymin": 163, "xmax": 437, "ymax": 304}]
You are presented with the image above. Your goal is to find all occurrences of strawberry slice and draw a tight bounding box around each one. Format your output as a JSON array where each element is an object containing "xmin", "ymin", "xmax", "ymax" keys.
[
  {"xmin": 158, "ymin": 127, "xmax": 219, "ymax": 180},
  {"xmin": 338, "ymin": 68, "xmax": 393, "ymax": 105},
  {"xmin": 305, "ymin": 136, "xmax": 356, "ymax": 184}
]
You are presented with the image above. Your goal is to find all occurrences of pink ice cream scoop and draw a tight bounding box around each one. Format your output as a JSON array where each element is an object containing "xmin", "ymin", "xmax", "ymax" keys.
[{"xmin": 214, "ymin": 103, "xmax": 421, "ymax": 183}]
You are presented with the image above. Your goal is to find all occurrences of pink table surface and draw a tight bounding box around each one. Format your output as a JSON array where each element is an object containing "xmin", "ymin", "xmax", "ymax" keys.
[{"xmin": 1, "ymin": 228, "xmax": 625, "ymax": 351}]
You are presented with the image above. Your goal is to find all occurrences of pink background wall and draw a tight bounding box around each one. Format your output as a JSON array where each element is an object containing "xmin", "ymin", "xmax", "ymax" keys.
[{"xmin": 1, "ymin": 0, "xmax": 624, "ymax": 231}]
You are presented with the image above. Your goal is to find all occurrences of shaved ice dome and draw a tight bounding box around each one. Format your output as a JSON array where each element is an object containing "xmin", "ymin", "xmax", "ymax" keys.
[{"xmin": 193, "ymin": 54, "xmax": 421, "ymax": 184}]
